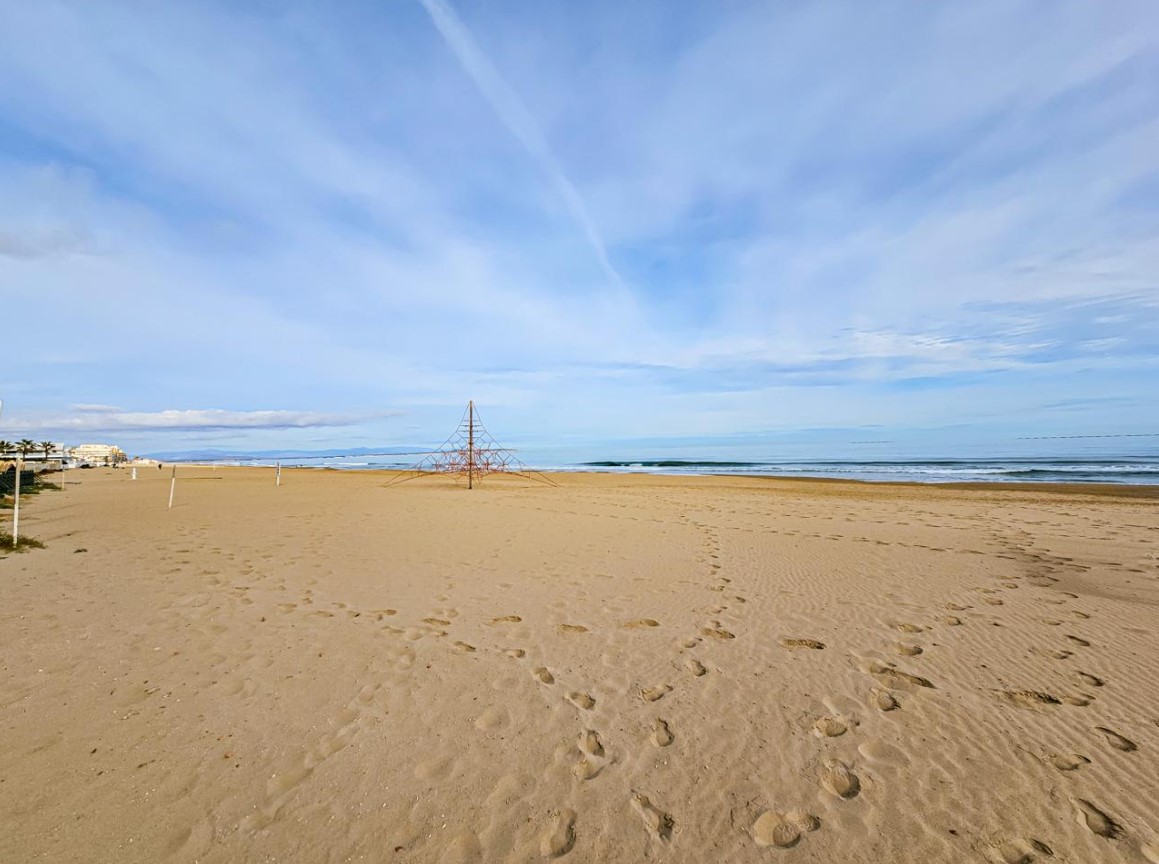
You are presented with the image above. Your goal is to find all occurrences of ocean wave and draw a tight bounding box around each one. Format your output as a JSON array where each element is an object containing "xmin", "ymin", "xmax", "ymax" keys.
[{"xmin": 570, "ymin": 459, "xmax": 1159, "ymax": 485}]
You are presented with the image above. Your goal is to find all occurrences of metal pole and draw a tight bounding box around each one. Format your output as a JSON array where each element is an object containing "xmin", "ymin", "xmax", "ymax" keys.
[
  {"xmin": 276, "ymin": 462, "xmax": 281, "ymax": 486},
  {"xmin": 13, "ymin": 455, "xmax": 21, "ymax": 548},
  {"xmin": 467, "ymin": 400, "xmax": 474, "ymax": 490},
  {"xmin": 168, "ymin": 464, "xmax": 176, "ymax": 510}
]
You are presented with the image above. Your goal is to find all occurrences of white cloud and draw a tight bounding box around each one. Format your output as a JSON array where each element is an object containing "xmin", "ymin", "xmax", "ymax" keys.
[
  {"xmin": 417, "ymin": 0, "xmax": 624, "ymax": 288},
  {"xmin": 7, "ymin": 408, "xmax": 378, "ymax": 433}
]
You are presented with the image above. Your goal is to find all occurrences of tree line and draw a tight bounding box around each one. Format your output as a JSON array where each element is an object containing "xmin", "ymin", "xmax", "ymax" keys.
[{"xmin": 0, "ymin": 440, "xmax": 58, "ymax": 459}]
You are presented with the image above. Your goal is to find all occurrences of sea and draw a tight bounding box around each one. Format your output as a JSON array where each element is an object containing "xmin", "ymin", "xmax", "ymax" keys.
[
  {"xmin": 565, "ymin": 457, "xmax": 1159, "ymax": 485},
  {"xmin": 198, "ymin": 441, "xmax": 1159, "ymax": 486}
]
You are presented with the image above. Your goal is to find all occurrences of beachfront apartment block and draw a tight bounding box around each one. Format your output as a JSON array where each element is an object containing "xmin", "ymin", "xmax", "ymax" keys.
[{"xmin": 69, "ymin": 443, "xmax": 127, "ymax": 465}]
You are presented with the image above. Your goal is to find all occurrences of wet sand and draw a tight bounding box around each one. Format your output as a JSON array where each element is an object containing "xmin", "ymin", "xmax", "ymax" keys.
[{"xmin": 2, "ymin": 467, "xmax": 1158, "ymax": 863}]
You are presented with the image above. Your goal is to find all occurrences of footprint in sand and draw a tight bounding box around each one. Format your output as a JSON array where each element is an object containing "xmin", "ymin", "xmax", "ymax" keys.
[
  {"xmin": 573, "ymin": 758, "xmax": 602, "ymax": 780},
  {"xmin": 490, "ymin": 615, "xmax": 522, "ymax": 624},
  {"xmin": 579, "ymin": 730, "xmax": 604, "ymax": 758},
  {"xmin": 566, "ymin": 692, "xmax": 596, "ymax": 710},
  {"xmin": 943, "ymin": 616, "xmax": 963, "ymax": 626},
  {"xmin": 752, "ymin": 809, "xmax": 818, "ymax": 848},
  {"xmin": 813, "ymin": 716, "xmax": 850, "ymax": 737},
  {"xmin": 1096, "ymin": 726, "xmax": 1136, "ymax": 752},
  {"xmin": 453, "ymin": 641, "xmax": 476, "ymax": 653},
  {"xmin": 624, "ymin": 619, "xmax": 660, "ymax": 629},
  {"xmin": 863, "ymin": 660, "xmax": 935, "ymax": 690},
  {"xmin": 540, "ymin": 809, "xmax": 576, "ymax": 857},
  {"xmin": 821, "ymin": 759, "xmax": 860, "ymax": 798},
  {"xmin": 1076, "ymin": 672, "xmax": 1104, "ymax": 687},
  {"xmin": 572, "ymin": 732, "xmax": 609, "ymax": 780},
  {"xmin": 630, "ymin": 793, "xmax": 673, "ymax": 841},
  {"xmin": 1050, "ymin": 753, "xmax": 1090, "ymax": 771},
  {"xmin": 700, "ymin": 622, "xmax": 735, "ymax": 640},
  {"xmin": 779, "ymin": 638, "xmax": 826, "ymax": 650},
  {"xmin": 685, "ymin": 658, "xmax": 707, "ymax": 676},
  {"xmin": 422, "ymin": 617, "xmax": 452, "ymax": 626},
  {"xmin": 475, "ymin": 707, "xmax": 509, "ymax": 731},
  {"xmin": 641, "ymin": 685, "xmax": 672, "ymax": 702},
  {"xmin": 559, "ymin": 624, "xmax": 589, "ymax": 634},
  {"xmin": 871, "ymin": 689, "xmax": 899, "ymax": 711},
  {"xmin": 895, "ymin": 623, "xmax": 925, "ymax": 634},
  {"xmin": 650, "ymin": 719, "xmax": 674, "ymax": 747},
  {"xmin": 1075, "ymin": 798, "xmax": 1121, "ymax": 838},
  {"xmin": 505, "ymin": 648, "xmax": 526, "ymax": 658},
  {"xmin": 1065, "ymin": 635, "xmax": 1091, "ymax": 647},
  {"xmin": 533, "ymin": 667, "xmax": 555, "ymax": 685},
  {"xmin": 998, "ymin": 690, "xmax": 1061, "ymax": 708},
  {"xmin": 993, "ymin": 839, "xmax": 1053, "ymax": 863},
  {"xmin": 895, "ymin": 642, "xmax": 923, "ymax": 656}
]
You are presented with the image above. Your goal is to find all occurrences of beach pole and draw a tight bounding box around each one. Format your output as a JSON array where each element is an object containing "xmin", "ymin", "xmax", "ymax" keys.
[
  {"xmin": 131, "ymin": 466, "xmax": 137, "ymax": 481},
  {"xmin": 276, "ymin": 462, "xmax": 281, "ymax": 486},
  {"xmin": 12, "ymin": 455, "xmax": 21, "ymax": 548},
  {"xmin": 168, "ymin": 465, "xmax": 176, "ymax": 510}
]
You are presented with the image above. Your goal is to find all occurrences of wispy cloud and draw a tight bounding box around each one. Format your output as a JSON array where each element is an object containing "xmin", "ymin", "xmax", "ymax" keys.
[
  {"xmin": 417, "ymin": 0, "xmax": 624, "ymax": 287},
  {"xmin": 0, "ymin": 225, "xmax": 91, "ymax": 259},
  {"xmin": 7, "ymin": 408, "xmax": 379, "ymax": 433}
]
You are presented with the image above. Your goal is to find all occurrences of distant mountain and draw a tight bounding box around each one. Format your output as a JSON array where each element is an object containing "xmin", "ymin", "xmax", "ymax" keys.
[{"xmin": 144, "ymin": 446, "xmax": 428, "ymax": 461}]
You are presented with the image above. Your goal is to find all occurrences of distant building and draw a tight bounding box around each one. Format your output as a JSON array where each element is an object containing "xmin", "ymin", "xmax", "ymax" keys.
[{"xmin": 69, "ymin": 444, "xmax": 127, "ymax": 465}]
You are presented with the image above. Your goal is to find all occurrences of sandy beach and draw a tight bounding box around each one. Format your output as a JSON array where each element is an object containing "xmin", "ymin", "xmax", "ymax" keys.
[{"xmin": 2, "ymin": 467, "xmax": 1157, "ymax": 863}]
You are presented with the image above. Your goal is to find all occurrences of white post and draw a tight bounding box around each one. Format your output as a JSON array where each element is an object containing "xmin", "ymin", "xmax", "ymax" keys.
[
  {"xmin": 131, "ymin": 466, "xmax": 137, "ymax": 481},
  {"xmin": 168, "ymin": 465, "xmax": 176, "ymax": 510},
  {"xmin": 276, "ymin": 462, "xmax": 281, "ymax": 486},
  {"xmin": 12, "ymin": 455, "xmax": 21, "ymax": 548}
]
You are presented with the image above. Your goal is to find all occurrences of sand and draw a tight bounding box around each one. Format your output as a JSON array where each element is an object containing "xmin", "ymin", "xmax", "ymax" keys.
[{"xmin": 2, "ymin": 466, "xmax": 1158, "ymax": 863}]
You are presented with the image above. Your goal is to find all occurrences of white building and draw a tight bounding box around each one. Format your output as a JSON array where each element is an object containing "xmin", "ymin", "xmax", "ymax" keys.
[{"xmin": 69, "ymin": 444, "xmax": 127, "ymax": 465}]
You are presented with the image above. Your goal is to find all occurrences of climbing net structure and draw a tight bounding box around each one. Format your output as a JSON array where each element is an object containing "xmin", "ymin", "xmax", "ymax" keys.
[{"xmin": 386, "ymin": 401, "xmax": 556, "ymax": 488}]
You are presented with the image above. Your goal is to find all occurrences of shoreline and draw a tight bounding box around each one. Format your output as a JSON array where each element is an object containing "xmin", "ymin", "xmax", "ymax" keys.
[
  {"xmin": 163, "ymin": 460, "xmax": 1159, "ymax": 497},
  {"xmin": 175, "ymin": 461, "xmax": 1159, "ymax": 488},
  {"xmin": 367, "ymin": 467, "xmax": 1159, "ymax": 501}
]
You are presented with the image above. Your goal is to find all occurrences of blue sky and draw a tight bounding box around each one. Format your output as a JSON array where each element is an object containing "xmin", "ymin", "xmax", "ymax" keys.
[{"xmin": 2, "ymin": 0, "xmax": 1157, "ymax": 458}]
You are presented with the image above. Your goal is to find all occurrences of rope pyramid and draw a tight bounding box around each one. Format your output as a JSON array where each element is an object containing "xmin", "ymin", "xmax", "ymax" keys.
[{"xmin": 386, "ymin": 402, "xmax": 556, "ymax": 487}]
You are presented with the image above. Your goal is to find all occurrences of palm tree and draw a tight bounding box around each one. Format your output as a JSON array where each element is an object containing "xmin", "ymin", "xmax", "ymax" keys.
[
  {"xmin": 40, "ymin": 441, "xmax": 56, "ymax": 460},
  {"xmin": 17, "ymin": 439, "xmax": 36, "ymax": 458},
  {"xmin": 0, "ymin": 440, "xmax": 12, "ymax": 457}
]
